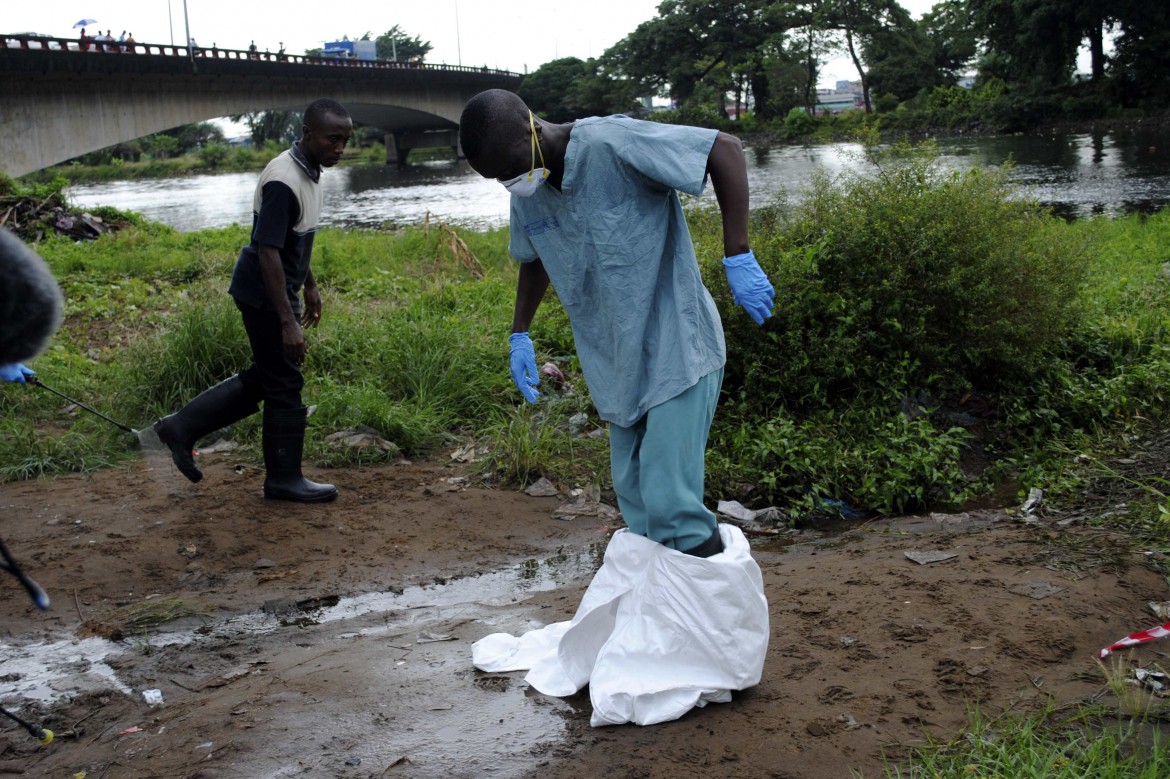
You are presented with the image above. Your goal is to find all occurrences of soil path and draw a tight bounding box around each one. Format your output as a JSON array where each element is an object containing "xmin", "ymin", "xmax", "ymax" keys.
[{"xmin": 0, "ymin": 449, "xmax": 1163, "ymax": 778}]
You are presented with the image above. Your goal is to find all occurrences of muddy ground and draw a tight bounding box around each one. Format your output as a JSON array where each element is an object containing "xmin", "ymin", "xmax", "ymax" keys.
[{"xmin": 0, "ymin": 441, "xmax": 1165, "ymax": 779}]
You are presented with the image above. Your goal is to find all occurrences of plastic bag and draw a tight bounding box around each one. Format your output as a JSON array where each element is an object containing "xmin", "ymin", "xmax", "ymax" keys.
[{"xmin": 472, "ymin": 524, "xmax": 769, "ymax": 726}]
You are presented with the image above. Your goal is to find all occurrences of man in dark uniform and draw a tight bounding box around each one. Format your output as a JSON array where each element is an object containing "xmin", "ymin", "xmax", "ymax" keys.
[{"xmin": 153, "ymin": 98, "xmax": 352, "ymax": 503}]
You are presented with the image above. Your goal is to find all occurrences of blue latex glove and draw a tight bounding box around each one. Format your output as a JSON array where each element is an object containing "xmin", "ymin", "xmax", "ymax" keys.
[
  {"xmin": 723, "ymin": 250, "xmax": 775, "ymax": 325},
  {"xmin": 508, "ymin": 332, "xmax": 540, "ymax": 403},
  {"xmin": 0, "ymin": 363, "xmax": 34, "ymax": 383}
]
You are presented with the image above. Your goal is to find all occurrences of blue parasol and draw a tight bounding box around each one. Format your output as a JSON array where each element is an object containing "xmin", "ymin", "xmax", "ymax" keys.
[{"xmin": 72, "ymin": 19, "xmax": 98, "ymax": 29}]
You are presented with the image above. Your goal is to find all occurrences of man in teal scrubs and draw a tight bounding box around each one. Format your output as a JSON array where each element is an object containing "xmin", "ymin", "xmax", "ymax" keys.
[{"xmin": 459, "ymin": 89, "xmax": 774, "ymax": 557}]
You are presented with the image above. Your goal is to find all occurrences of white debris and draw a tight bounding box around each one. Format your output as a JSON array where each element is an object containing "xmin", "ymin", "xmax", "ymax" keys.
[
  {"xmin": 524, "ymin": 477, "xmax": 559, "ymax": 498},
  {"xmin": 904, "ymin": 550, "xmax": 959, "ymax": 565},
  {"xmin": 717, "ymin": 500, "xmax": 758, "ymax": 522}
]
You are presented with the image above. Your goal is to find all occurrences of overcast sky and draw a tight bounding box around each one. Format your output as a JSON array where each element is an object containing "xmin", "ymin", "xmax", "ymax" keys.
[{"xmin": 8, "ymin": 0, "xmax": 939, "ymax": 83}]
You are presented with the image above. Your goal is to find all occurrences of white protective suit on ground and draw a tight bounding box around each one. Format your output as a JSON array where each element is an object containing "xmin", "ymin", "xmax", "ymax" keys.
[{"xmin": 472, "ymin": 523, "xmax": 769, "ymax": 726}]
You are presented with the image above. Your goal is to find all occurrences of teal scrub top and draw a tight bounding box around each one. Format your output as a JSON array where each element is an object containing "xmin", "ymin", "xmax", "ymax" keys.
[{"xmin": 508, "ymin": 116, "xmax": 726, "ymax": 427}]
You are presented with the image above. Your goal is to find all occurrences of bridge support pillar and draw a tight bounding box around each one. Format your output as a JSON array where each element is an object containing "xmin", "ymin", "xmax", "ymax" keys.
[{"xmin": 385, "ymin": 129, "xmax": 460, "ymax": 166}]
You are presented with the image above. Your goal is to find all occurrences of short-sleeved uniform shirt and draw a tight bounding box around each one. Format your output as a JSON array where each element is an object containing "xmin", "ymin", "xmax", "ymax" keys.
[
  {"xmin": 228, "ymin": 142, "xmax": 322, "ymax": 316},
  {"xmin": 508, "ymin": 116, "xmax": 725, "ymax": 428}
]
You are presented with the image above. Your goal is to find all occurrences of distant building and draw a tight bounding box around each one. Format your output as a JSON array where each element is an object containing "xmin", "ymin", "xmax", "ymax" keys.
[
  {"xmin": 322, "ymin": 39, "xmax": 376, "ymax": 61},
  {"xmin": 814, "ymin": 81, "xmax": 864, "ymax": 115}
]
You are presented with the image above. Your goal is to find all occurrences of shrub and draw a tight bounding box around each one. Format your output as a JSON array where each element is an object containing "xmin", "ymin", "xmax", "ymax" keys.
[
  {"xmin": 199, "ymin": 142, "xmax": 230, "ymax": 168},
  {"xmin": 715, "ymin": 140, "xmax": 1084, "ymax": 406},
  {"xmin": 692, "ymin": 139, "xmax": 1087, "ymax": 511},
  {"xmin": 783, "ymin": 107, "xmax": 817, "ymax": 139}
]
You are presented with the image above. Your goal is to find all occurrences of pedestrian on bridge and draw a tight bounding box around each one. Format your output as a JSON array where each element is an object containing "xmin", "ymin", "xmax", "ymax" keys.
[
  {"xmin": 153, "ymin": 98, "xmax": 353, "ymax": 503},
  {"xmin": 461, "ymin": 89, "xmax": 772, "ymax": 726}
]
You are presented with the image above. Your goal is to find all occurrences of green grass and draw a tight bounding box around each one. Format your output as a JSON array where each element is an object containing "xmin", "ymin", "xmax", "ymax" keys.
[
  {"xmin": 884, "ymin": 706, "xmax": 1170, "ymax": 778},
  {"xmin": 4, "ymin": 214, "xmax": 592, "ymax": 483}
]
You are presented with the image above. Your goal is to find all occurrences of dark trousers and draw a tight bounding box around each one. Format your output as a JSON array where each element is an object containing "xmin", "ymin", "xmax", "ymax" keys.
[{"xmin": 235, "ymin": 300, "xmax": 303, "ymax": 411}]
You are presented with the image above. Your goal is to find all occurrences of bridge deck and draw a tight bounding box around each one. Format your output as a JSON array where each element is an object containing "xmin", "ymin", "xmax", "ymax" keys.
[{"xmin": 0, "ymin": 35, "xmax": 524, "ymax": 176}]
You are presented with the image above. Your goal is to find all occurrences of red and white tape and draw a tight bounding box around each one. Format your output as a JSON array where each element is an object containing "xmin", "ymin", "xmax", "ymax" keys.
[{"xmin": 1099, "ymin": 621, "xmax": 1170, "ymax": 658}]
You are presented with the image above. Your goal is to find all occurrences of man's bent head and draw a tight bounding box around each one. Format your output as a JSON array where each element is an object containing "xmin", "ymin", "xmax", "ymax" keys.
[{"xmin": 459, "ymin": 90, "xmax": 538, "ymax": 182}]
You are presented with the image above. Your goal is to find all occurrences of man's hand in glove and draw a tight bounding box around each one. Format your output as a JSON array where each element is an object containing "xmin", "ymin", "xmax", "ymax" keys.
[
  {"xmin": 723, "ymin": 250, "xmax": 775, "ymax": 325},
  {"xmin": 508, "ymin": 332, "xmax": 541, "ymax": 403}
]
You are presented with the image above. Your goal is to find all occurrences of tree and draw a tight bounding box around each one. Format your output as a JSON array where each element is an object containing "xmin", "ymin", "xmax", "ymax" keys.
[
  {"xmin": 607, "ymin": 0, "xmax": 787, "ymax": 116},
  {"xmin": 1111, "ymin": 1, "xmax": 1170, "ymax": 104},
  {"xmin": 566, "ymin": 56, "xmax": 644, "ymax": 117},
  {"xmin": 862, "ymin": 4, "xmax": 945, "ymax": 103},
  {"xmin": 607, "ymin": 10, "xmax": 705, "ymax": 106},
  {"xmin": 763, "ymin": 40, "xmax": 817, "ymax": 117},
  {"xmin": 920, "ymin": 0, "xmax": 979, "ymax": 84},
  {"xmin": 375, "ymin": 26, "xmax": 432, "ymax": 62},
  {"xmin": 806, "ymin": 0, "xmax": 915, "ymax": 113},
  {"xmin": 519, "ymin": 57, "xmax": 589, "ymax": 122},
  {"xmin": 968, "ymin": 0, "xmax": 1082, "ymax": 87},
  {"xmin": 138, "ymin": 122, "xmax": 225, "ymax": 159},
  {"xmin": 229, "ymin": 111, "xmax": 300, "ymax": 146},
  {"xmin": 169, "ymin": 122, "xmax": 225, "ymax": 151},
  {"xmin": 785, "ymin": 12, "xmax": 836, "ymax": 113}
]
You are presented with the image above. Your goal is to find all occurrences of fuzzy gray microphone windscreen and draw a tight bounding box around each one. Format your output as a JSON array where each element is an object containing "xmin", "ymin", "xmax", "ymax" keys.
[{"xmin": 0, "ymin": 228, "xmax": 64, "ymax": 365}]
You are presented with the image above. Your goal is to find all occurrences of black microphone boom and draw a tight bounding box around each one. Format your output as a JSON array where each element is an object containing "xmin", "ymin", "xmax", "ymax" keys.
[{"xmin": 0, "ymin": 228, "xmax": 63, "ymax": 365}]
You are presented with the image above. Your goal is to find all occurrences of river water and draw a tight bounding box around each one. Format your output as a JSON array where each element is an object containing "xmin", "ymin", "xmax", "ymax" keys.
[{"xmin": 69, "ymin": 128, "xmax": 1170, "ymax": 232}]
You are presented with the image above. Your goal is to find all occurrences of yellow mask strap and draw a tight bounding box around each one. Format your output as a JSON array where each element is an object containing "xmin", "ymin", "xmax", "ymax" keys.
[{"xmin": 528, "ymin": 111, "xmax": 548, "ymax": 181}]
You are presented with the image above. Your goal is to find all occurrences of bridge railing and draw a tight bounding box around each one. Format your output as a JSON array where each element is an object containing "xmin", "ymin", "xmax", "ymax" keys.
[{"xmin": 0, "ymin": 33, "xmax": 522, "ymax": 77}]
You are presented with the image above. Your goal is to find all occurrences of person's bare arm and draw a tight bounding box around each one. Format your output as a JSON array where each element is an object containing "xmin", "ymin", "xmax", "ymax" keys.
[
  {"xmin": 511, "ymin": 258, "xmax": 550, "ymax": 333},
  {"xmin": 707, "ymin": 132, "xmax": 750, "ymax": 257}
]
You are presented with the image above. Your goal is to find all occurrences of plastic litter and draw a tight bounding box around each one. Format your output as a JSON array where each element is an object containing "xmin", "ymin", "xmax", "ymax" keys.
[
  {"xmin": 904, "ymin": 550, "xmax": 958, "ymax": 565},
  {"xmin": 326, "ymin": 428, "xmax": 400, "ymax": 457},
  {"xmin": 1020, "ymin": 487, "xmax": 1044, "ymax": 515},
  {"xmin": 472, "ymin": 524, "xmax": 769, "ymax": 726},
  {"xmin": 568, "ymin": 412, "xmax": 589, "ymax": 435},
  {"xmin": 553, "ymin": 494, "xmax": 618, "ymax": 522},
  {"xmin": 716, "ymin": 500, "xmax": 757, "ymax": 522},
  {"xmin": 524, "ymin": 477, "xmax": 559, "ymax": 497},
  {"xmin": 1133, "ymin": 667, "xmax": 1169, "ymax": 693},
  {"xmin": 142, "ymin": 689, "xmax": 163, "ymax": 706},
  {"xmin": 540, "ymin": 362, "xmax": 565, "ymax": 388},
  {"xmin": 197, "ymin": 439, "xmax": 237, "ymax": 454},
  {"xmin": 818, "ymin": 498, "xmax": 869, "ymax": 521},
  {"xmin": 1100, "ymin": 620, "xmax": 1170, "ymax": 658},
  {"xmin": 1008, "ymin": 581, "xmax": 1066, "ymax": 600}
]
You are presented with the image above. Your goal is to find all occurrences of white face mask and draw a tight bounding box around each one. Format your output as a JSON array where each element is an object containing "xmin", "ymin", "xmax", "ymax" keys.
[{"xmin": 499, "ymin": 111, "xmax": 549, "ymax": 197}]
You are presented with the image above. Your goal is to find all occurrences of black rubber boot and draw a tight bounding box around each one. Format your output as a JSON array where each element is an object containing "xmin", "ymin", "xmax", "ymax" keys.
[
  {"xmin": 262, "ymin": 406, "xmax": 338, "ymax": 503},
  {"xmin": 681, "ymin": 526, "xmax": 724, "ymax": 558},
  {"xmin": 153, "ymin": 376, "xmax": 259, "ymax": 483}
]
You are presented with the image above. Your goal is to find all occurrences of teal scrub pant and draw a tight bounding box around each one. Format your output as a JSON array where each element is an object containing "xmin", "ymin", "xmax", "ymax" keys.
[{"xmin": 608, "ymin": 368, "xmax": 723, "ymax": 552}]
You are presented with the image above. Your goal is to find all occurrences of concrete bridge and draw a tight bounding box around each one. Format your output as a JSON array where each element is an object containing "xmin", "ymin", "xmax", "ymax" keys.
[{"xmin": 0, "ymin": 35, "xmax": 524, "ymax": 177}]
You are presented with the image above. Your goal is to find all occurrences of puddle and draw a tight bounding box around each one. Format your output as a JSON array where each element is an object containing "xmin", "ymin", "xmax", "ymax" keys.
[
  {"xmin": 0, "ymin": 635, "xmax": 132, "ymax": 704},
  {"xmin": 0, "ymin": 545, "xmax": 606, "ymax": 706}
]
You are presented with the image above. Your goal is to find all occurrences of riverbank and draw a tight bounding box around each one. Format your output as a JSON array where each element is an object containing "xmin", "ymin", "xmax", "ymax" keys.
[
  {"xmin": 736, "ymin": 109, "xmax": 1170, "ymax": 149},
  {"xmin": 17, "ymin": 141, "xmax": 413, "ymax": 185}
]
